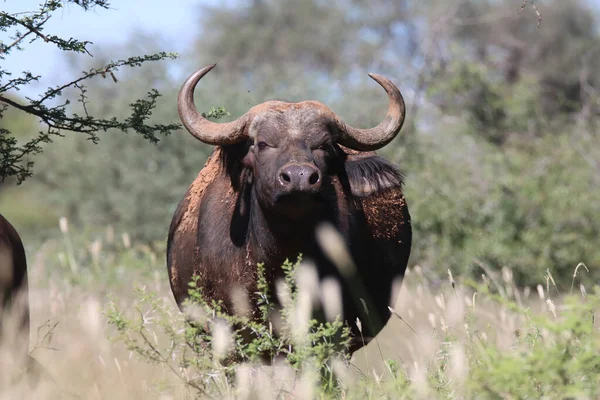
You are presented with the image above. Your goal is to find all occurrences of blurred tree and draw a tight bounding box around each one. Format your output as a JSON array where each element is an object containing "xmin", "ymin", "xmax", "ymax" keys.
[
  {"xmin": 403, "ymin": 116, "xmax": 600, "ymax": 288},
  {"xmin": 29, "ymin": 33, "xmax": 214, "ymax": 244},
  {"xmin": 434, "ymin": 0, "xmax": 600, "ymax": 140},
  {"xmin": 21, "ymin": 0, "xmax": 600, "ymax": 287},
  {"xmin": 0, "ymin": 94, "xmax": 58, "ymax": 233},
  {"xmin": 189, "ymin": 0, "xmax": 419, "ymax": 126},
  {"xmin": 0, "ymin": 0, "xmax": 180, "ymax": 184}
]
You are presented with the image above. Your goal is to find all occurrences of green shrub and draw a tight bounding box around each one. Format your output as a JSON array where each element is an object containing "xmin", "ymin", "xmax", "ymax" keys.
[
  {"xmin": 103, "ymin": 252, "xmax": 600, "ymax": 398},
  {"xmin": 106, "ymin": 256, "xmax": 351, "ymax": 397}
]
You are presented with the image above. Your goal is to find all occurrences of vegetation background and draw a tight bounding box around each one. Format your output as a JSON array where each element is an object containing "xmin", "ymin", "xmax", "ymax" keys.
[
  {"xmin": 3, "ymin": 0, "xmax": 599, "ymax": 287},
  {"xmin": 1, "ymin": 0, "xmax": 600, "ymax": 398}
]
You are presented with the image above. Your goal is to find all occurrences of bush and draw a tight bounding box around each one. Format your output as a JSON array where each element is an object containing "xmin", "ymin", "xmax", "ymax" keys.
[
  {"xmin": 104, "ymin": 252, "xmax": 600, "ymax": 398},
  {"xmin": 399, "ymin": 118, "xmax": 600, "ymax": 289},
  {"xmin": 106, "ymin": 256, "xmax": 351, "ymax": 397}
]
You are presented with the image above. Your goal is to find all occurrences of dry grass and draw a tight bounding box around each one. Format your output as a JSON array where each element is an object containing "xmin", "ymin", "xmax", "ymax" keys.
[{"xmin": 0, "ymin": 222, "xmax": 597, "ymax": 399}]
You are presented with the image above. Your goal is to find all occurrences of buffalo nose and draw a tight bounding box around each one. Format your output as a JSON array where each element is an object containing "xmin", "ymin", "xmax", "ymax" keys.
[{"xmin": 278, "ymin": 163, "xmax": 321, "ymax": 191}]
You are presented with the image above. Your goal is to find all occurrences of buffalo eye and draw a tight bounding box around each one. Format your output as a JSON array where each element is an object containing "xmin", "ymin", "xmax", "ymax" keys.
[
  {"xmin": 257, "ymin": 141, "xmax": 268, "ymax": 151},
  {"xmin": 316, "ymin": 142, "xmax": 332, "ymax": 151}
]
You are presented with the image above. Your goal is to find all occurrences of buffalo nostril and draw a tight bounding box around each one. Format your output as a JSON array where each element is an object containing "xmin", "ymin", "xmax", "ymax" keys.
[
  {"xmin": 308, "ymin": 171, "xmax": 319, "ymax": 185},
  {"xmin": 280, "ymin": 172, "xmax": 291, "ymax": 183}
]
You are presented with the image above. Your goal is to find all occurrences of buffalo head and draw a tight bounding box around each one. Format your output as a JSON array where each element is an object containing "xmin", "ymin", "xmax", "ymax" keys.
[{"xmin": 177, "ymin": 64, "xmax": 406, "ymax": 220}]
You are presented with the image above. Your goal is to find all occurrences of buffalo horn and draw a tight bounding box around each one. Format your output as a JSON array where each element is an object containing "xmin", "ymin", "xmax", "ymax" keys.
[
  {"xmin": 178, "ymin": 64, "xmax": 249, "ymax": 146},
  {"xmin": 336, "ymin": 73, "xmax": 406, "ymax": 151}
]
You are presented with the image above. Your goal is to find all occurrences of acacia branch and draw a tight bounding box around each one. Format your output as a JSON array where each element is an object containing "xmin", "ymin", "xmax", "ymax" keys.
[
  {"xmin": 35, "ymin": 54, "xmax": 174, "ymax": 104},
  {"xmin": 0, "ymin": 11, "xmax": 52, "ymax": 56},
  {"xmin": 0, "ymin": 2, "xmax": 180, "ymax": 184},
  {"xmin": 1, "ymin": 25, "xmax": 37, "ymax": 55},
  {"xmin": 519, "ymin": 0, "xmax": 543, "ymax": 28},
  {"xmin": 0, "ymin": 73, "xmax": 41, "ymax": 93},
  {"xmin": 1, "ymin": 6, "xmax": 94, "ymax": 55},
  {"xmin": 0, "ymin": 95, "xmax": 93, "ymax": 133},
  {"xmin": 0, "ymin": 12, "xmax": 51, "ymax": 45},
  {"xmin": 35, "ymin": 67, "xmax": 107, "ymax": 105},
  {"xmin": 0, "ymin": 95, "xmax": 44, "ymax": 118}
]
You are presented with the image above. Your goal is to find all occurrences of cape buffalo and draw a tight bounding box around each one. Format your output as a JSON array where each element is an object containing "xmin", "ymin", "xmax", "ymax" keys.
[
  {"xmin": 167, "ymin": 64, "xmax": 412, "ymax": 353},
  {"xmin": 0, "ymin": 213, "xmax": 30, "ymax": 359}
]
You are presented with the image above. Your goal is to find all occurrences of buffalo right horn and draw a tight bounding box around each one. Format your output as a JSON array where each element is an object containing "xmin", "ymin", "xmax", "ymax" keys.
[
  {"xmin": 178, "ymin": 64, "xmax": 249, "ymax": 146},
  {"xmin": 336, "ymin": 73, "xmax": 406, "ymax": 151}
]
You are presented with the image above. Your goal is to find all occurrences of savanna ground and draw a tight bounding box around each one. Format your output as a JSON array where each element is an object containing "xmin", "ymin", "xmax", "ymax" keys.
[{"xmin": 1, "ymin": 219, "xmax": 598, "ymax": 399}]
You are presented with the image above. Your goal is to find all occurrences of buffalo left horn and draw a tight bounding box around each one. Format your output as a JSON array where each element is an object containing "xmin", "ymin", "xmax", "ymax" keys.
[
  {"xmin": 178, "ymin": 64, "xmax": 249, "ymax": 146},
  {"xmin": 336, "ymin": 73, "xmax": 406, "ymax": 151}
]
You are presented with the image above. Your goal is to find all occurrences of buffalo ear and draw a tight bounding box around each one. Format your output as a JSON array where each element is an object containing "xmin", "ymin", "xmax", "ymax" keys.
[
  {"xmin": 344, "ymin": 155, "xmax": 404, "ymax": 198},
  {"xmin": 242, "ymin": 145, "xmax": 255, "ymax": 168}
]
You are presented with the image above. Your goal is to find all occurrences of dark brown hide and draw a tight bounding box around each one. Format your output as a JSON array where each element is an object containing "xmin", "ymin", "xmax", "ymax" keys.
[
  {"xmin": 1, "ymin": 217, "xmax": 80, "ymax": 389},
  {"xmin": 168, "ymin": 68, "xmax": 411, "ymax": 354},
  {"xmin": 0, "ymin": 213, "xmax": 29, "ymax": 356},
  {"xmin": 167, "ymin": 151, "xmax": 411, "ymax": 352}
]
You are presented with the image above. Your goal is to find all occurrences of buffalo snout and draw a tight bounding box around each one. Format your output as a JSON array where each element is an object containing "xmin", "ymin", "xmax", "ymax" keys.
[{"xmin": 278, "ymin": 163, "xmax": 321, "ymax": 192}]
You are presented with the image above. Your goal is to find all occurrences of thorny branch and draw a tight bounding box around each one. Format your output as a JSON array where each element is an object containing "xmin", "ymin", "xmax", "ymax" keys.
[
  {"xmin": 0, "ymin": 14, "xmax": 51, "ymax": 55},
  {"xmin": 0, "ymin": 2, "xmax": 180, "ymax": 184},
  {"xmin": 132, "ymin": 307, "xmax": 212, "ymax": 397},
  {"xmin": 0, "ymin": 13, "xmax": 51, "ymax": 45},
  {"xmin": 519, "ymin": 0, "xmax": 543, "ymax": 28}
]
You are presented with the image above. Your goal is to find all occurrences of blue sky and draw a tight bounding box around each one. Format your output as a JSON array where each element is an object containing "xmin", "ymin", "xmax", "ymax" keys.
[
  {"xmin": 2, "ymin": 0, "xmax": 600, "ymax": 99},
  {"xmin": 2, "ymin": 0, "xmax": 207, "ymax": 97}
]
